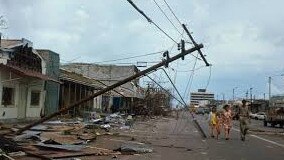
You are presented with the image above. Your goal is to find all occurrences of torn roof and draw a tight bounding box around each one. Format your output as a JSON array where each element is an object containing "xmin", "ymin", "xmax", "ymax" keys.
[{"xmin": 0, "ymin": 38, "xmax": 60, "ymax": 82}]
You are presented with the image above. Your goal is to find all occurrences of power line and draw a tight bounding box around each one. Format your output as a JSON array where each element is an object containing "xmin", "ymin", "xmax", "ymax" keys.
[
  {"xmin": 160, "ymin": 68, "xmax": 187, "ymax": 106},
  {"xmin": 152, "ymin": 0, "xmax": 183, "ymax": 36},
  {"xmin": 175, "ymin": 65, "xmax": 206, "ymax": 72},
  {"xmin": 158, "ymin": 68, "xmax": 188, "ymax": 134},
  {"xmin": 162, "ymin": 0, "xmax": 183, "ymax": 26},
  {"xmin": 127, "ymin": 0, "xmax": 178, "ymax": 44},
  {"xmin": 205, "ymin": 65, "xmax": 212, "ymax": 90},
  {"xmin": 93, "ymin": 51, "xmax": 164, "ymax": 64},
  {"xmin": 183, "ymin": 53, "xmax": 199, "ymax": 100},
  {"xmin": 157, "ymin": 68, "xmax": 206, "ymax": 138},
  {"xmin": 145, "ymin": 75, "xmax": 186, "ymax": 134},
  {"xmin": 171, "ymin": 56, "xmax": 205, "ymax": 134},
  {"xmin": 148, "ymin": 70, "xmax": 194, "ymax": 135},
  {"xmin": 146, "ymin": 75, "xmax": 184, "ymax": 106}
]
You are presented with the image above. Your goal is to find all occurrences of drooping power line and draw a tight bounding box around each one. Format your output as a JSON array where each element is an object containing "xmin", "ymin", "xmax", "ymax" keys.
[
  {"xmin": 93, "ymin": 51, "xmax": 164, "ymax": 64},
  {"xmin": 152, "ymin": 0, "xmax": 183, "ymax": 36},
  {"xmin": 127, "ymin": 0, "xmax": 178, "ymax": 44},
  {"xmin": 205, "ymin": 65, "xmax": 212, "ymax": 90},
  {"xmin": 162, "ymin": 0, "xmax": 183, "ymax": 26}
]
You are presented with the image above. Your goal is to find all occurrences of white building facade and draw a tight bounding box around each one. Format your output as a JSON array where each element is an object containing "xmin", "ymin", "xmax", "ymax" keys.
[
  {"xmin": 0, "ymin": 38, "xmax": 48, "ymax": 120},
  {"xmin": 190, "ymin": 89, "xmax": 214, "ymax": 107}
]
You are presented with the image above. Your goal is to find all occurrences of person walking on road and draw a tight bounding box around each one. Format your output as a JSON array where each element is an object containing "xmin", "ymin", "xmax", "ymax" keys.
[
  {"xmin": 238, "ymin": 100, "xmax": 250, "ymax": 141},
  {"xmin": 215, "ymin": 111, "xmax": 222, "ymax": 139},
  {"xmin": 223, "ymin": 104, "xmax": 233, "ymax": 140},
  {"xmin": 209, "ymin": 106, "xmax": 219, "ymax": 139}
]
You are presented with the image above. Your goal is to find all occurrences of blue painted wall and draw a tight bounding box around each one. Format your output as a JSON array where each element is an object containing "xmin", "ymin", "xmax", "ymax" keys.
[{"xmin": 38, "ymin": 50, "xmax": 60, "ymax": 116}]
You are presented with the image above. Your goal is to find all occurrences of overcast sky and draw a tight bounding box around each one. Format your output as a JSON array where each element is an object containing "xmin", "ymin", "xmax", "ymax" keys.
[{"xmin": 1, "ymin": 0, "xmax": 284, "ymax": 102}]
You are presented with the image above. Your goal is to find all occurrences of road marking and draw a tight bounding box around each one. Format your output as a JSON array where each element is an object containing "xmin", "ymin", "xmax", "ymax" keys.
[
  {"xmin": 266, "ymin": 145, "xmax": 273, "ymax": 148},
  {"xmin": 232, "ymin": 128, "xmax": 284, "ymax": 148},
  {"xmin": 250, "ymin": 135, "xmax": 284, "ymax": 148}
]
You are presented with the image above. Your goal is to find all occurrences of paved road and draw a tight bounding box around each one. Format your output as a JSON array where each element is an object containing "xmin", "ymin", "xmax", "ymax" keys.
[
  {"xmin": 91, "ymin": 111, "xmax": 284, "ymax": 160},
  {"xmin": 119, "ymin": 112, "xmax": 284, "ymax": 160},
  {"xmin": 196, "ymin": 113, "xmax": 284, "ymax": 160}
]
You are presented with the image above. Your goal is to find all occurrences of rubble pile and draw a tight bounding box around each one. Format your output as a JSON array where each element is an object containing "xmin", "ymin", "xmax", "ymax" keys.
[{"xmin": 0, "ymin": 112, "xmax": 152, "ymax": 159}]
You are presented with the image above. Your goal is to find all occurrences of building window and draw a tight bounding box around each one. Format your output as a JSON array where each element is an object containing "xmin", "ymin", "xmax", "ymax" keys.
[
  {"xmin": 30, "ymin": 91, "xmax": 40, "ymax": 106},
  {"xmin": 1, "ymin": 87, "xmax": 15, "ymax": 106}
]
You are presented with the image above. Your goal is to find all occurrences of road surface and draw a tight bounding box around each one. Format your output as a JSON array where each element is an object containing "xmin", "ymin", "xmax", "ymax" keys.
[{"xmin": 111, "ymin": 111, "xmax": 284, "ymax": 160}]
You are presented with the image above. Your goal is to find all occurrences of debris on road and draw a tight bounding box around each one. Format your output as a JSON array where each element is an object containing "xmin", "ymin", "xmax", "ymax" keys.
[
  {"xmin": 0, "ymin": 112, "xmax": 158, "ymax": 159},
  {"xmin": 115, "ymin": 143, "xmax": 153, "ymax": 154}
]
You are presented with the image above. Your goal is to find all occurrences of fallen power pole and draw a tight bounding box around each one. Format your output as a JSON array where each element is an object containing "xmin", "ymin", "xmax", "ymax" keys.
[{"xmin": 14, "ymin": 44, "xmax": 204, "ymax": 135}]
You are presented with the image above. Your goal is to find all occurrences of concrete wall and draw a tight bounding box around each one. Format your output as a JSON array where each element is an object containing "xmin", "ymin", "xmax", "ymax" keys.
[
  {"xmin": 0, "ymin": 70, "xmax": 20, "ymax": 119},
  {"xmin": 0, "ymin": 69, "xmax": 45, "ymax": 119},
  {"xmin": 26, "ymin": 81, "xmax": 45, "ymax": 118}
]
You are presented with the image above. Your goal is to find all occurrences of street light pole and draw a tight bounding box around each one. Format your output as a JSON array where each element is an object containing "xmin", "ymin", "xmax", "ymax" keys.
[
  {"xmin": 250, "ymin": 87, "xmax": 253, "ymax": 103},
  {"xmin": 263, "ymin": 93, "xmax": 266, "ymax": 100},
  {"xmin": 268, "ymin": 76, "xmax": 271, "ymax": 101},
  {"xmin": 233, "ymin": 87, "xmax": 238, "ymax": 101}
]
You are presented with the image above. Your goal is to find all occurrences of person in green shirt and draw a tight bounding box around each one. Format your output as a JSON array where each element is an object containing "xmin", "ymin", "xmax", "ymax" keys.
[{"xmin": 238, "ymin": 100, "xmax": 250, "ymax": 141}]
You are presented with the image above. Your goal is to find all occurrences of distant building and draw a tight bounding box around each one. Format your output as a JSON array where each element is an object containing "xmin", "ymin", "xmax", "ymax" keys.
[
  {"xmin": 190, "ymin": 89, "xmax": 214, "ymax": 106},
  {"xmin": 270, "ymin": 95, "xmax": 284, "ymax": 108},
  {"xmin": 59, "ymin": 69, "xmax": 103, "ymax": 116},
  {"xmin": 251, "ymin": 99, "xmax": 268, "ymax": 113},
  {"xmin": 61, "ymin": 63, "xmax": 144, "ymax": 113}
]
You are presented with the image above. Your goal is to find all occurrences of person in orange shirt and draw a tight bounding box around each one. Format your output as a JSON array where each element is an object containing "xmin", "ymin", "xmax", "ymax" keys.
[
  {"xmin": 223, "ymin": 104, "xmax": 233, "ymax": 140},
  {"xmin": 216, "ymin": 111, "xmax": 222, "ymax": 139}
]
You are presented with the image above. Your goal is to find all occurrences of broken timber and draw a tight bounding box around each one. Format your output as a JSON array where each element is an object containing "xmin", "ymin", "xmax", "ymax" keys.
[{"xmin": 15, "ymin": 44, "xmax": 203, "ymax": 135}]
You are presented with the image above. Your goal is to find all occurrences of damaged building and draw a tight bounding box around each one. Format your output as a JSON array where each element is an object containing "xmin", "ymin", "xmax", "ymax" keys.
[
  {"xmin": 59, "ymin": 68, "xmax": 104, "ymax": 116},
  {"xmin": 0, "ymin": 38, "xmax": 59, "ymax": 120},
  {"xmin": 0, "ymin": 38, "xmax": 145, "ymax": 120},
  {"xmin": 61, "ymin": 63, "xmax": 144, "ymax": 113}
]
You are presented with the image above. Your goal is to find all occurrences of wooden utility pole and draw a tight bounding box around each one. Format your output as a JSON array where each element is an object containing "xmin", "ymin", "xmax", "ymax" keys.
[{"xmin": 182, "ymin": 24, "xmax": 210, "ymax": 66}]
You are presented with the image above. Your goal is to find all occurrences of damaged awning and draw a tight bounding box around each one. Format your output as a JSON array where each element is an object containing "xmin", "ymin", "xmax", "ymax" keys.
[{"xmin": 0, "ymin": 64, "xmax": 61, "ymax": 83}]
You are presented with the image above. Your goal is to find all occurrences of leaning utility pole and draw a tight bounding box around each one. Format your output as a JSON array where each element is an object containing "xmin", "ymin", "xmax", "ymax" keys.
[
  {"xmin": 182, "ymin": 24, "xmax": 210, "ymax": 67},
  {"xmin": 15, "ymin": 44, "xmax": 204, "ymax": 135}
]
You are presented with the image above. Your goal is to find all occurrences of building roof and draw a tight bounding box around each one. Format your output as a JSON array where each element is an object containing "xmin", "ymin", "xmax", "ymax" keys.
[
  {"xmin": 0, "ymin": 63, "xmax": 60, "ymax": 83},
  {"xmin": 0, "ymin": 39, "xmax": 22, "ymax": 48},
  {"xmin": 60, "ymin": 63, "xmax": 139, "ymax": 81},
  {"xmin": 36, "ymin": 49, "xmax": 60, "ymax": 56},
  {"xmin": 59, "ymin": 69, "xmax": 103, "ymax": 89}
]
